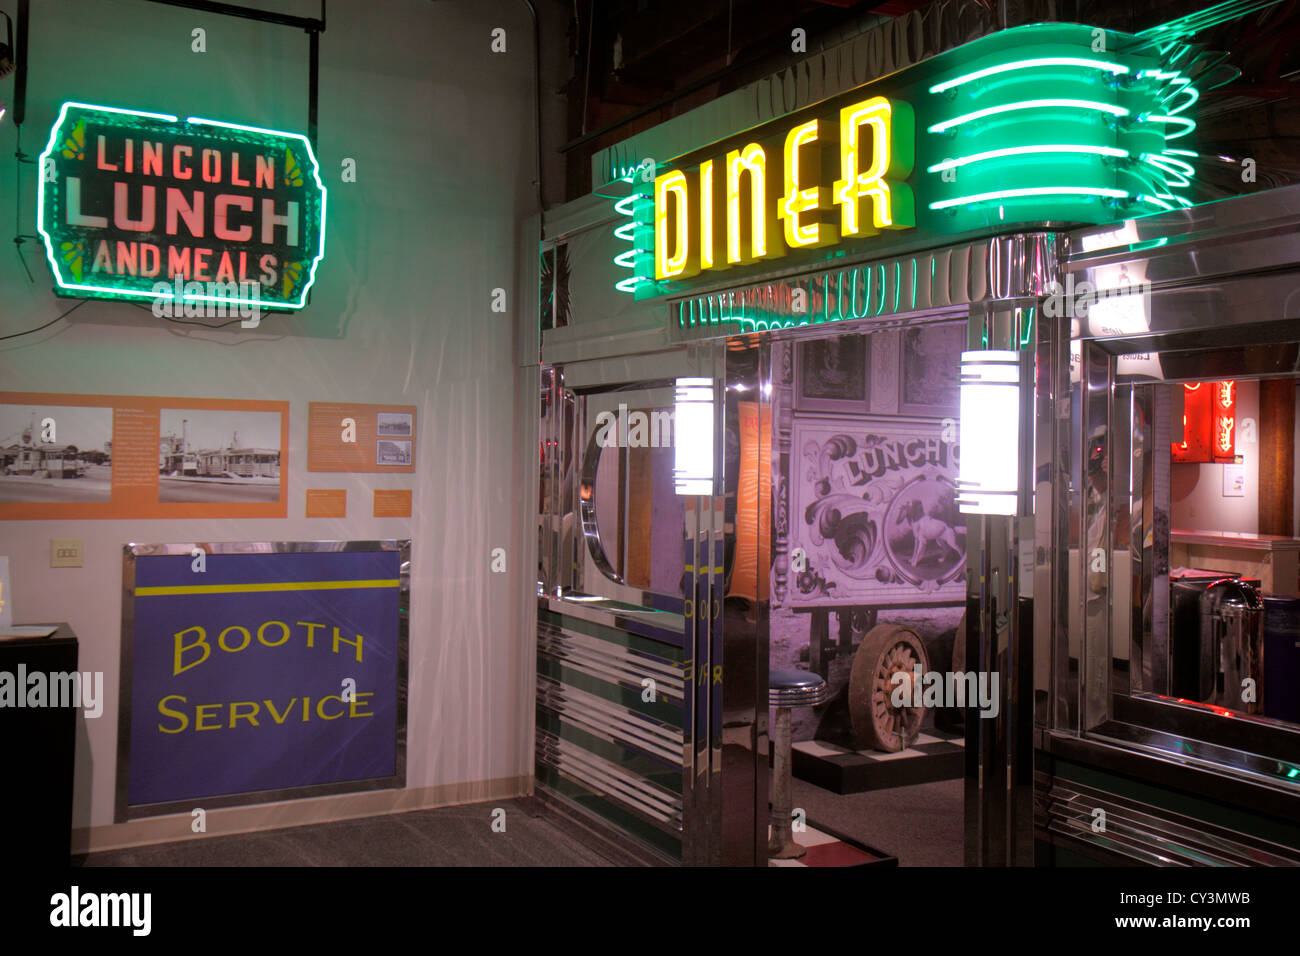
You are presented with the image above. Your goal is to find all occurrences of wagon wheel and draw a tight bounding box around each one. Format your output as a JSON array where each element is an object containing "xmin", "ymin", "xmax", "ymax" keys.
[
  {"xmin": 849, "ymin": 623, "xmax": 929, "ymax": 752},
  {"xmin": 951, "ymin": 612, "xmax": 967, "ymax": 674}
]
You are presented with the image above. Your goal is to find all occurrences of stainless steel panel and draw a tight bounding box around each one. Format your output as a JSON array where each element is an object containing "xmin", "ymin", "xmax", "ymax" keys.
[
  {"xmin": 536, "ymin": 728, "xmax": 683, "ymax": 830},
  {"xmin": 1070, "ymin": 184, "xmax": 1300, "ymax": 292},
  {"xmin": 1038, "ymin": 773, "xmax": 1300, "ymax": 867},
  {"xmin": 536, "ymin": 674, "xmax": 684, "ymax": 767},
  {"xmin": 538, "ymin": 620, "xmax": 685, "ymax": 703},
  {"xmin": 1082, "ymin": 342, "xmax": 1113, "ymax": 733}
]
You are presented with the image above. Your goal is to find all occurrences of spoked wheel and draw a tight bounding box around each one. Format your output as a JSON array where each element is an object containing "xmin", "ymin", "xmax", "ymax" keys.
[{"xmin": 849, "ymin": 623, "xmax": 930, "ymax": 752}]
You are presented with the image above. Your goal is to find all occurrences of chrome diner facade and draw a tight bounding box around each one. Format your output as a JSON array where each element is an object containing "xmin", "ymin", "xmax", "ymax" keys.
[{"xmin": 527, "ymin": 6, "xmax": 1300, "ymax": 866}]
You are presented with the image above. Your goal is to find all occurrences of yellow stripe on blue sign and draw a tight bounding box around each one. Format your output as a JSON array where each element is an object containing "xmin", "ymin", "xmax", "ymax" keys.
[{"xmin": 135, "ymin": 579, "xmax": 400, "ymax": 596}]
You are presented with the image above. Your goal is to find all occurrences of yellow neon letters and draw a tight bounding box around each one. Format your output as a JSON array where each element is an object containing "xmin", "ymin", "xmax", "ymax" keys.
[
  {"xmin": 654, "ymin": 169, "xmax": 691, "ymax": 280},
  {"xmin": 726, "ymin": 143, "xmax": 773, "ymax": 264},
  {"xmin": 651, "ymin": 95, "xmax": 912, "ymax": 280},
  {"xmin": 699, "ymin": 159, "xmax": 717, "ymax": 270},
  {"xmin": 779, "ymin": 120, "xmax": 837, "ymax": 248},
  {"xmin": 834, "ymin": 97, "xmax": 915, "ymax": 236}
]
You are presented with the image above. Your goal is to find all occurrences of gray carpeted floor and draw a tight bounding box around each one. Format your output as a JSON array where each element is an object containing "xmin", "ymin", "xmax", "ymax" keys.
[
  {"xmin": 76, "ymin": 786, "xmax": 963, "ymax": 867},
  {"xmin": 793, "ymin": 777, "xmax": 965, "ymax": 866},
  {"xmin": 75, "ymin": 798, "xmax": 614, "ymax": 867}
]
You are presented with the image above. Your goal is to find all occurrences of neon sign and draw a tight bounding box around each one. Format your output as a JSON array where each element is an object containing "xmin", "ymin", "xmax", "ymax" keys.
[
  {"xmin": 653, "ymin": 96, "xmax": 913, "ymax": 281},
  {"xmin": 38, "ymin": 102, "xmax": 327, "ymax": 310},
  {"xmin": 1213, "ymin": 380, "xmax": 1236, "ymax": 461},
  {"xmin": 615, "ymin": 23, "xmax": 1202, "ymax": 304},
  {"xmin": 1171, "ymin": 381, "xmax": 1235, "ymax": 463}
]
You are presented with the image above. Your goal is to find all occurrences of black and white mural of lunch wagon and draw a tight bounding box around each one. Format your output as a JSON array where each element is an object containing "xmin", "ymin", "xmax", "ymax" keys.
[{"xmin": 789, "ymin": 418, "xmax": 966, "ymax": 607}]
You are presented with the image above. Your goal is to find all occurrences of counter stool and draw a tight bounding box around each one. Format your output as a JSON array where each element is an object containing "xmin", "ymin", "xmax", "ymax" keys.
[{"xmin": 768, "ymin": 668, "xmax": 829, "ymax": 859}]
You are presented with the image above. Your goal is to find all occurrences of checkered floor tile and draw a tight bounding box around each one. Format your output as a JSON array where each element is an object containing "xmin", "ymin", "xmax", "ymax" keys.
[
  {"xmin": 790, "ymin": 728, "xmax": 967, "ymax": 759},
  {"xmin": 793, "ymin": 728, "xmax": 964, "ymax": 763},
  {"xmin": 790, "ymin": 727, "xmax": 965, "ymax": 794}
]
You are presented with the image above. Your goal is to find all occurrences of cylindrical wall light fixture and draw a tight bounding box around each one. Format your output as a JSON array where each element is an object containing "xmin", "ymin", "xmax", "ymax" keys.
[
  {"xmin": 957, "ymin": 350, "xmax": 1021, "ymax": 515},
  {"xmin": 674, "ymin": 377, "xmax": 714, "ymax": 495}
]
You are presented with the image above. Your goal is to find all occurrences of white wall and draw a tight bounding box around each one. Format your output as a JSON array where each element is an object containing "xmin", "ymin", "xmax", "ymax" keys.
[
  {"xmin": 0, "ymin": 0, "xmax": 539, "ymax": 847},
  {"xmin": 1170, "ymin": 380, "xmax": 1259, "ymax": 533}
]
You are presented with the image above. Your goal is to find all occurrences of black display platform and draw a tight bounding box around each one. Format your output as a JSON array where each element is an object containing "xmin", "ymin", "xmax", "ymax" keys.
[
  {"xmin": 1, "ymin": 623, "xmax": 79, "ymax": 867},
  {"xmin": 792, "ymin": 728, "xmax": 965, "ymax": 794}
]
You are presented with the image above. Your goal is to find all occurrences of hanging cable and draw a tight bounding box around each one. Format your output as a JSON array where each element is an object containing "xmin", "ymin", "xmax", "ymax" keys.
[{"xmin": 0, "ymin": 298, "xmax": 88, "ymax": 342}]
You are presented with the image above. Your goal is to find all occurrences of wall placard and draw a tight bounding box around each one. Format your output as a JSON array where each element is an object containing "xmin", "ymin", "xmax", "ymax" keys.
[
  {"xmin": 117, "ymin": 540, "xmax": 409, "ymax": 818},
  {"xmin": 306, "ymin": 489, "xmax": 346, "ymax": 517},
  {"xmin": 307, "ymin": 402, "xmax": 416, "ymax": 473},
  {"xmin": 373, "ymin": 489, "xmax": 412, "ymax": 517},
  {"xmin": 0, "ymin": 392, "xmax": 287, "ymax": 519}
]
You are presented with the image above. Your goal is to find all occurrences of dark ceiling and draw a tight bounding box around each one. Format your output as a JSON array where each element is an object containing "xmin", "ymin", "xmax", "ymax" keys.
[{"xmin": 553, "ymin": 0, "xmax": 1300, "ymax": 203}]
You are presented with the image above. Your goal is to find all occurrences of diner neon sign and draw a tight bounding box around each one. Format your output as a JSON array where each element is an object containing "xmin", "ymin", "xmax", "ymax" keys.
[
  {"xmin": 654, "ymin": 96, "xmax": 914, "ymax": 280},
  {"xmin": 613, "ymin": 23, "xmax": 1204, "ymax": 306}
]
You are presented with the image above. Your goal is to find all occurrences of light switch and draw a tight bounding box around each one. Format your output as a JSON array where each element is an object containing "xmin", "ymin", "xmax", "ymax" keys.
[{"xmin": 51, "ymin": 538, "xmax": 83, "ymax": 568}]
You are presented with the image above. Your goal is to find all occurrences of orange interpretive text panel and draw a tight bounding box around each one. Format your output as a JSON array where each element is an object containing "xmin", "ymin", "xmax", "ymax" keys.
[
  {"xmin": 0, "ymin": 391, "xmax": 288, "ymax": 520},
  {"xmin": 308, "ymin": 402, "xmax": 416, "ymax": 473},
  {"xmin": 305, "ymin": 489, "xmax": 347, "ymax": 518},
  {"xmin": 373, "ymin": 489, "xmax": 412, "ymax": 518}
]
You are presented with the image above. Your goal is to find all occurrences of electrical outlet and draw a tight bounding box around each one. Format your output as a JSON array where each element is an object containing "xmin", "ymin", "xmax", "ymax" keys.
[{"xmin": 51, "ymin": 538, "xmax": 83, "ymax": 568}]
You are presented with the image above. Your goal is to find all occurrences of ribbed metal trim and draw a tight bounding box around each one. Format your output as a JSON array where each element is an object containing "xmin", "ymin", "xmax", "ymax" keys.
[
  {"xmin": 536, "ymin": 728, "xmax": 684, "ymax": 831},
  {"xmin": 769, "ymin": 684, "xmax": 829, "ymax": 707},
  {"xmin": 537, "ymin": 674, "xmax": 685, "ymax": 768},
  {"xmin": 1035, "ymin": 772, "xmax": 1300, "ymax": 867},
  {"xmin": 538, "ymin": 620, "xmax": 685, "ymax": 703}
]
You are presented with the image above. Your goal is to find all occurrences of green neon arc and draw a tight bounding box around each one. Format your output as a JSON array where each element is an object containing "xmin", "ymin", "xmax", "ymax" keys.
[
  {"xmin": 928, "ymin": 56, "xmax": 1130, "ymax": 94},
  {"xmin": 927, "ymin": 144, "xmax": 1128, "ymax": 173},
  {"xmin": 929, "ymin": 186, "xmax": 1128, "ymax": 210},
  {"xmin": 36, "ymin": 101, "xmax": 328, "ymax": 311},
  {"xmin": 927, "ymin": 99, "xmax": 1129, "ymax": 134},
  {"xmin": 1140, "ymin": 113, "xmax": 1196, "ymax": 138}
]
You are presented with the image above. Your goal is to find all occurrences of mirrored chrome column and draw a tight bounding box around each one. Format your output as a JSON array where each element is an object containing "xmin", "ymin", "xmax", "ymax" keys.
[
  {"xmin": 1081, "ymin": 340, "xmax": 1113, "ymax": 733},
  {"xmin": 682, "ymin": 342, "xmax": 727, "ymax": 865},
  {"xmin": 963, "ymin": 303, "xmax": 1038, "ymax": 867}
]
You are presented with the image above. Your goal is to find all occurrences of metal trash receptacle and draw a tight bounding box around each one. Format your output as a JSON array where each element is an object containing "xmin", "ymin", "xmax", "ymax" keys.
[{"xmin": 1202, "ymin": 580, "xmax": 1263, "ymax": 714}]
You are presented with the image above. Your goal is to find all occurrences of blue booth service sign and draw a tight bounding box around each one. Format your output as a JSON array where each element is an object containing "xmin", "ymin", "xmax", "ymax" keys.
[{"xmin": 118, "ymin": 541, "xmax": 408, "ymax": 817}]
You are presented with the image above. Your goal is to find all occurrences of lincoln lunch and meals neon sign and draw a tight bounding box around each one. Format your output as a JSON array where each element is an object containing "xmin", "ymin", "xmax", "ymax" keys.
[{"xmin": 37, "ymin": 102, "xmax": 327, "ymax": 311}]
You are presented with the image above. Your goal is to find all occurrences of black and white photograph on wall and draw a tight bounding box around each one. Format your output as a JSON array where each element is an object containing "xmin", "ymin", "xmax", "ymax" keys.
[
  {"xmin": 795, "ymin": 334, "xmax": 870, "ymax": 413},
  {"xmin": 157, "ymin": 408, "xmax": 282, "ymax": 502},
  {"xmin": 0, "ymin": 404, "xmax": 113, "ymax": 502},
  {"xmin": 899, "ymin": 323, "xmax": 965, "ymax": 416},
  {"xmin": 377, "ymin": 412, "xmax": 413, "ymax": 437},
  {"xmin": 376, "ymin": 439, "xmax": 412, "ymax": 466}
]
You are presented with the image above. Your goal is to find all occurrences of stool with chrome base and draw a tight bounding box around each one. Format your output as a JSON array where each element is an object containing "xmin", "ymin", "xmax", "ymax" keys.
[{"xmin": 768, "ymin": 668, "xmax": 829, "ymax": 859}]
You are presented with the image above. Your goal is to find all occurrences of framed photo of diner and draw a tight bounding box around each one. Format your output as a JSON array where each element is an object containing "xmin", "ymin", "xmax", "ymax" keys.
[
  {"xmin": 898, "ymin": 323, "xmax": 964, "ymax": 417},
  {"xmin": 0, "ymin": 391, "xmax": 288, "ymax": 520},
  {"xmin": 307, "ymin": 402, "xmax": 417, "ymax": 473},
  {"xmin": 794, "ymin": 334, "xmax": 871, "ymax": 414},
  {"xmin": 790, "ymin": 320, "xmax": 965, "ymax": 419}
]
